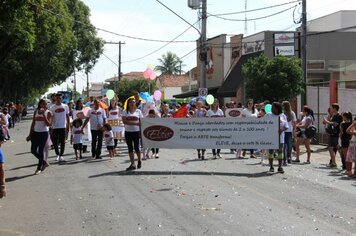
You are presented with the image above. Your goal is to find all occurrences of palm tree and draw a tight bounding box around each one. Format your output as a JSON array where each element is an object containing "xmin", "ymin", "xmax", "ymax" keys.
[{"xmin": 155, "ymin": 51, "xmax": 184, "ymax": 75}]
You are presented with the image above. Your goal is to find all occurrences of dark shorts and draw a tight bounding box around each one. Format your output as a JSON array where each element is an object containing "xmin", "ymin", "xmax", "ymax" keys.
[
  {"xmin": 107, "ymin": 146, "xmax": 114, "ymax": 151},
  {"xmin": 328, "ymin": 136, "xmax": 339, "ymax": 148},
  {"xmin": 73, "ymin": 143, "xmax": 83, "ymax": 150}
]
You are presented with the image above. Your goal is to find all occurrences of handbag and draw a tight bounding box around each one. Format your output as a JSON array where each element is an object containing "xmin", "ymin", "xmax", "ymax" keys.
[{"xmin": 305, "ymin": 125, "xmax": 317, "ymax": 138}]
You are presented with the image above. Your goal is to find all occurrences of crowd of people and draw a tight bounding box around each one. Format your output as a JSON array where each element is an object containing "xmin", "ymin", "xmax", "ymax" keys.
[{"xmin": 0, "ymin": 93, "xmax": 356, "ymax": 198}]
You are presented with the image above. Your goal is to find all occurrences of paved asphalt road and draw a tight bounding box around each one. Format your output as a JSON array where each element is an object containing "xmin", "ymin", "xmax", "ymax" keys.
[{"xmin": 0, "ymin": 118, "xmax": 355, "ymax": 236}]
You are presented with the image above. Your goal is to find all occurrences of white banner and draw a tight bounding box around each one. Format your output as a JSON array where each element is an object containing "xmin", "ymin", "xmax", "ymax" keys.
[{"xmin": 140, "ymin": 117, "xmax": 279, "ymax": 149}]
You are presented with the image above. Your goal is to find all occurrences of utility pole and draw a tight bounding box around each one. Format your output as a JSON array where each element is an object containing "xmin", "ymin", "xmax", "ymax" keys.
[
  {"xmin": 73, "ymin": 69, "xmax": 77, "ymax": 101},
  {"xmin": 86, "ymin": 71, "xmax": 89, "ymax": 99},
  {"xmin": 199, "ymin": 0, "xmax": 207, "ymax": 89},
  {"xmin": 301, "ymin": 0, "xmax": 307, "ymax": 107},
  {"xmin": 104, "ymin": 41, "xmax": 125, "ymax": 92}
]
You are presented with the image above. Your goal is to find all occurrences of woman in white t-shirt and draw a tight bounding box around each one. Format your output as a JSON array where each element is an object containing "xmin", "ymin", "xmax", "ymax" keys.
[
  {"xmin": 207, "ymin": 98, "xmax": 224, "ymax": 159},
  {"xmin": 122, "ymin": 98, "xmax": 144, "ymax": 171},
  {"xmin": 107, "ymin": 99, "xmax": 122, "ymax": 153},
  {"xmin": 27, "ymin": 99, "xmax": 52, "ymax": 175},
  {"xmin": 241, "ymin": 99, "xmax": 258, "ymax": 159},
  {"xmin": 282, "ymin": 101, "xmax": 297, "ymax": 165}
]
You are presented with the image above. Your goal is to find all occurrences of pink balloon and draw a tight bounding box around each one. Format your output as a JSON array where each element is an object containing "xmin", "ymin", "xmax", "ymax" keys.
[
  {"xmin": 150, "ymin": 72, "xmax": 157, "ymax": 80},
  {"xmin": 143, "ymin": 70, "xmax": 150, "ymax": 79},
  {"xmin": 146, "ymin": 68, "xmax": 153, "ymax": 76},
  {"xmin": 153, "ymin": 90, "xmax": 162, "ymax": 100}
]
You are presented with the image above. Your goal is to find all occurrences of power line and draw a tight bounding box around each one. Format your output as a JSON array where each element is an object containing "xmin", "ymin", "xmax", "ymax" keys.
[
  {"xmin": 209, "ymin": 0, "xmax": 301, "ymax": 16},
  {"xmin": 102, "ymin": 53, "xmax": 118, "ymax": 67},
  {"xmin": 209, "ymin": 5, "xmax": 298, "ymax": 22},
  {"xmin": 155, "ymin": 0, "xmax": 201, "ymax": 35},
  {"xmin": 28, "ymin": 1, "xmax": 197, "ymax": 44},
  {"xmin": 122, "ymin": 20, "xmax": 199, "ymax": 63}
]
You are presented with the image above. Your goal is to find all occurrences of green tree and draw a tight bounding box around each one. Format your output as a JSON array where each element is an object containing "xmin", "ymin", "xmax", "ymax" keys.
[
  {"xmin": 106, "ymin": 79, "xmax": 157, "ymax": 102},
  {"xmin": 155, "ymin": 51, "xmax": 183, "ymax": 75},
  {"xmin": 242, "ymin": 55, "xmax": 304, "ymax": 102},
  {"xmin": 0, "ymin": 0, "xmax": 103, "ymax": 103}
]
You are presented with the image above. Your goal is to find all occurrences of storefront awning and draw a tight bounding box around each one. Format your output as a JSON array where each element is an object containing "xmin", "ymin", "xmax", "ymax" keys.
[
  {"xmin": 217, "ymin": 51, "xmax": 262, "ymax": 97},
  {"xmin": 173, "ymin": 86, "xmax": 220, "ymax": 98}
]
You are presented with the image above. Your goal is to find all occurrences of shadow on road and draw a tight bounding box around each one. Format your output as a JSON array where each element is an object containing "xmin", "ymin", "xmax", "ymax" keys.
[
  {"xmin": 89, "ymin": 170, "xmax": 270, "ymax": 179},
  {"xmin": 9, "ymin": 163, "xmax": 37, "ymax": 170},
  {"xmin": 14, "ymin": 151, "xmax": 31, "ymax": 156},
  {"xmin": 6, "ymin": 174, "xmax": 34, "ymax": 182}
]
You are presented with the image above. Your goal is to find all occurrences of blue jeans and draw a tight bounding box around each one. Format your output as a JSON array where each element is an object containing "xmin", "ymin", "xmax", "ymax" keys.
[
  {"xmin": 284, "ymin": 132, "xmax": 293, "ymax": 162},
  {"xmin": 31, "ymin": 131, "xmax": 49, "ymax": 170}
]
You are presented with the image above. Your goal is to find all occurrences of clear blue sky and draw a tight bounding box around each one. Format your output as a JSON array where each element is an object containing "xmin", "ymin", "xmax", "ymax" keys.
[{"xmin": 49, "ymin": 0, "xmax": 356, "ymax": 93}]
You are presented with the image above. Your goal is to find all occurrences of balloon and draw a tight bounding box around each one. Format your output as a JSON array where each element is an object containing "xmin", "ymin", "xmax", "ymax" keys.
[
  {"xmin": 205, "ymin": 94, "xmax": 214, "ymax": 105},
  {"xmin": 153, "ymin": 90, "xmax": 162, "ymax": 100},
  {"xmin": 146, "ymin": 95, "xmax": 154, "ymax": 103},
  {"xmin": 106, "ymin": 89, "xmax": 115, "ymax": 100},
  {"xmin": 149, "ymin": 72, "xmax": 157, "ymax": 80},
  {"xmin": 265, "ymin": 104, "xmax": 272, "ymax": 113},
  {"xmin": 139, "ymin": 92, "xmax": 149, "ymax": 101},
  {"xmin": 82, "ymin": 107, "xmax": 90, "ymax": 117},
  {"xmin": 63, "ymin": 98, "xmax": 69, "ymax": 104},
  {"xmin": 143, "ymin": 70, "xmax": 150, "ymax": 79},
  {"xmin": 146, "ymin": 68, "xmax": 153, "ymax": 76},
  {"xmin": 147, "ymin": 64, "xmax": 154, "ymax": 69}
]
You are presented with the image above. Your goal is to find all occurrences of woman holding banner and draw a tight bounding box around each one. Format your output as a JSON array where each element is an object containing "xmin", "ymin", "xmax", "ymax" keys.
[
  {"xmin": 107, "ymin": 99, "xmax": 122, "ymax": 155},
  {"xmin": 207, "ymin": 98, "xmax": 224, "ymax": 159},
  {"xmin": 122, "ymin": 98, "xmax": 143, "ymax": 171},
  {"xmin": 194, "ymin": 100, "xmax": 207, "ymax": 160},
  {"xmin": 241, "ymin": 99, "xmax": 258, "ymax": 159}
]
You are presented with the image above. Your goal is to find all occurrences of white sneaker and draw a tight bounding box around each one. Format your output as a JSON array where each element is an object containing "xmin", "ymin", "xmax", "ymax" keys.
[
  {"xmin": 56, "ymin": 155, "xmax": 60, "ymax": 161},
  {"xmin": 217, "ymin": 154, "xmax": 223, "ymax": 159},
  {"xmin": 213, "ymin": 155, "xmax": 217, "ymax": 159},
  {"xmin": 59, "ymin": 156, "xmax": 65, "ymax": 162}
]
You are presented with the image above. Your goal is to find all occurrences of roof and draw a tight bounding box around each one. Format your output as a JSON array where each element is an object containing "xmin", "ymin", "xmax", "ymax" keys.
[
  {"xmin": 158, "ymin": 74, "xmax": 190, "ymax": 87},
  {"xmin": 217, "ymin": 51, "xmax": 262, "ymax": 97},
  {"xmin": 173, "ymin": 86, "xmax": 220, "ymax": 98},
  {"xmin": 105, "ymin": 71, "xmax": 144, "ymax": 82}
]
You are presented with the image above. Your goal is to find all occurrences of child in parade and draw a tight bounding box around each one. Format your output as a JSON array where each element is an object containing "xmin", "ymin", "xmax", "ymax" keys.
[
  {"xmin": 346, "ymin": 118, "xmax": 356, "ymax": 177},
  {"xmin": 195, "ymin": 100, "xmax": 207, "ymax": 160},
  {"xmin": 72, "ymin": 118, "xmax": 84, "ymax": 160},
  {"xmin": 103, "ymin": 123, "xmax": 115, "ymax": 159},
  {"xmin": 267, "ymin": 102, "xmax": 288, "ymax": 173}
]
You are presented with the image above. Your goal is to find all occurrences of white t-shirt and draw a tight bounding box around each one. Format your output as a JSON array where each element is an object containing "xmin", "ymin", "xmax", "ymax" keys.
[
  {"xmin": 50, "ymin": 103, "xmax": 69, "ymax": 129},
  {"xmin": 33, "ymin": 110, "xmax": 50, "ymax": 132},
  {"xmin": 122, "ymin": 109, "xmax": 143, "ymax": 132},
  {"xmin": 207, "ymin": 108, "xmax": 224, "ymax": 117},
  {"xmin": 242, "ymin": 108, "xmax": 258, "ymax": 117},
  {"xmin": 72, "ymin": 127, "xmax": 83, "ymax": 144},
  {"xmin": 301, "ymin": 115, "xmax": 313, "ymax": 131},
  {"xmin": 283, "ymin": 111, "xmax": 297, "ymax": 133},
  {"xmin": 107, "ymin": 107, "xmax": 121, "ymax": 120},
  {"xmin": 104, "ymin": 130, "xmax": 115, "ymax": 146},
  {"xmin": 4, "ymin": 114, "xmax": 11, "ymax": 127},
  {"xmin": 86, "ymin": 108, "xmax": 106, "ymax": 131}
]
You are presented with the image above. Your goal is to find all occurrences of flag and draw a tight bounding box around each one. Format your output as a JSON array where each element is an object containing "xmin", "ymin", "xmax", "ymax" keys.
[
  {"xmin": 206, "ymin": 47, "xmax": 214, "ymax": 74},
  {"xmin": 173, "ymin": 104, "xmax": 188, "ymax": 118}
]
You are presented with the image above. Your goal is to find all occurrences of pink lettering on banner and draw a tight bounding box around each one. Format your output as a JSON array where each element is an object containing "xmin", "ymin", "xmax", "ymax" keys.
[
  {"xmin": 55, "ymin": 108, "xmax": 65, "ymax": 113},
  {"xmin": 126, "ymin": 116, "xmax": 138, "ymax": 121},
  {"xmin": 35, "ymin": 117, "xmax": 45, "ymax": 121},
  {"xmin": 143, "ymin": 125, "xmax": 174, "ymax": 141}
]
